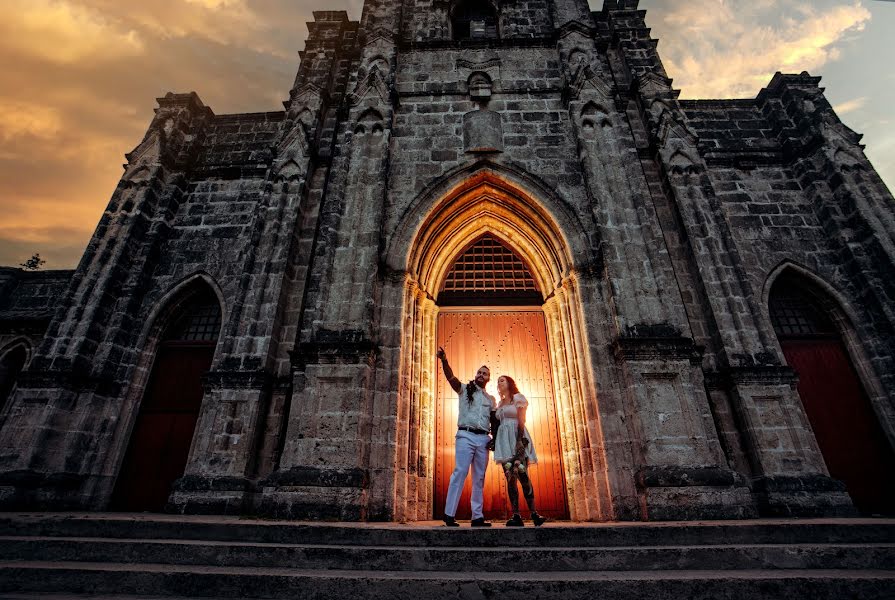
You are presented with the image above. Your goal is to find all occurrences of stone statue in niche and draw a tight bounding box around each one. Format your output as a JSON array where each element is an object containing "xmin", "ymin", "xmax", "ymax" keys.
[
  {"xmin": 468, "ymin": 72, "xmax": 492, "ymax": 100},
  {"xmin": 463, "ymin": 71, "xmax": 503, "ymax": 153}
]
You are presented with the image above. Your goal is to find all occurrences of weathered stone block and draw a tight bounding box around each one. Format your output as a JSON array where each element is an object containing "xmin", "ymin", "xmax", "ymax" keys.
[{"xmin": 463, "ymin": 109, "xmax": 504, "ymax": 153}]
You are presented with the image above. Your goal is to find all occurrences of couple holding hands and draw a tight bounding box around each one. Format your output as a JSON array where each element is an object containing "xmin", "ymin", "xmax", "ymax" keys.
[{"xmin": 438, "ymin": 346, "xmax": 547, "ymax": 528}]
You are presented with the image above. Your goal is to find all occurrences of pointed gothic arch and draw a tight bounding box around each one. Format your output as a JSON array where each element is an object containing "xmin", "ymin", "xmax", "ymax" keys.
[
  {"xmin": 0, "ymin": 339, "xmax": 31, "ymax": 417},
  {"xmin": 386, "ymin": 163, "xmax": 592, "ymax": 280},
  {"xmin": 762, "ymin": 261, "xmax": 887, "ymax": 406},
  {"xmin": 377, "ymin": 166, "xmax": 612, "ymax": 522},
  {"xmin": 438, "ymin": 233, "xmax": 543, "ymax": 306},
  {"xmin": 108, "ymin": 274, "xmax": 225, "ymax": 511},
  {"xmin": 765, "ymin": 265, "xmax": 895, "ymax": 514}
]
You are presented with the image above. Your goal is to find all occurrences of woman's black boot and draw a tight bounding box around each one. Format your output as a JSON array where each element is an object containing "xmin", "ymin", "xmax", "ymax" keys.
[
  {"xmin": 506, "ymin": 513, "xmax": 524, "ymax": 527},
  {"xmin": 531, "ymin": 512, "xmax": 547, "ymax": 527}
]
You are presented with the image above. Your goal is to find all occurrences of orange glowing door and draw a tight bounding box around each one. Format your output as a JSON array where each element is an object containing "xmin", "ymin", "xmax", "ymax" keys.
[{"xmin": 435, "ymin": 309, "xmax": 569, "ymax": 520}]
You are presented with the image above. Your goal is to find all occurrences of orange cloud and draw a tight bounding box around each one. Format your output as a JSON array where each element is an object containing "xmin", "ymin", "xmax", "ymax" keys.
[
  {"xmin": 654, "ymin": 1, "xmax": 871, "ymax": 98},
  {"xmin": 0, "ymin": 1, "xmax": 363, "ymax": 269},
  {"xmin": 2, "ymin": 0, "xmax": 144, "ymax": 64},
  {"xmin": 0, "ymin": 101, "xmax": 63, "ymax": 142}
]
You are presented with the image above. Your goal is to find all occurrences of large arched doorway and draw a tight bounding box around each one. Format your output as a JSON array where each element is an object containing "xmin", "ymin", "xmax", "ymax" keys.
[
  {"xmin": 434, "ymin": 235, "xmax": 569, "ymax": 520},
  {"xmin": 0, "ymin": 342, "xmax": 29, "ymax": 415},
  {"xmin": 769, "ymin": 275, "xmax": 895, "ymax": 515},
  {"xmin": 110, "ymin": 287, "xmax": 222, "ymax": 512},
  {"xmin": 385, "ymin": 169, "xmax": 613, "ymax": 522}
]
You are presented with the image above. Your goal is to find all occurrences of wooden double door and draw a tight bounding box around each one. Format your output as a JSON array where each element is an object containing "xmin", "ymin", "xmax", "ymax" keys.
[{"xmin": 435, "ymin": 309, "xmax": 569, "ymax": 520}]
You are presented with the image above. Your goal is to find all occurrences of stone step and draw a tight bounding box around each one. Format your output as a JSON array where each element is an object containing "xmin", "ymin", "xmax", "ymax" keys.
[
  {"xmin": 2, "ymin": 514, "xmax": 894, "ymax": 548},
  {"xmin": 2, "ymin": 536, "xmax": 894, "ymax": 572},
  {"xmin": 0, "ymin": 596, "xmax": 242, "ymax": 600},
  {"xmin": 0, "ymin": 597, "xmax": 235, "ymax": 600},
  {"xmin": 0, "ymin": 562, "xmax": 893, "ymax": 600}
]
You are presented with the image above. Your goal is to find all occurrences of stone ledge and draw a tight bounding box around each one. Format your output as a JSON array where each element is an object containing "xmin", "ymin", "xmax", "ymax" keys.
[
  {"xmin": 705, "ymin": 366, "xmax": 798, "ymax": 389},
  {"xmin": 263, "ymin": 466, "xmax": 369, "ymax": 489},
  {"xmin": 755, "ymin": 474, "xmax": 846, "ymax": 494},
  {"xmin": 0, "ymin": 470, "xmax": 88, "ymax": 511},
  {"xmin": 636, "ymin": 466, "xmax": 746, "ymax": 489},
  {"xmin": 15, "ymin": 371, "xmax": 120, "ymax": 396},
  {"xmin": 291, "ymin": 330, "xmax": 379, "ymax": 367},
  {"xmin": 167, "ymin": 490, "xmax": 249, "ymax": 517},
  {"xmin": 613, "ymin": 335, "xmax": 704, "ymax": 363},
  {"xmin": 202, "ymin": 371, "xmax": 274, "ymax": 391},
  {"xmin": 754, "ymin": 475, "xmax": 857, "ymax": 518},
  {"xmin": 171, "ymin": 475, "xmax": 254, "ymax": 493},
  {"xmin": 0, "ymin": 470, "xmax": 84, "ymax": 491},
  {"xmin": 641, "ymin": 485, "xmax": 758, "ymax": 521}
]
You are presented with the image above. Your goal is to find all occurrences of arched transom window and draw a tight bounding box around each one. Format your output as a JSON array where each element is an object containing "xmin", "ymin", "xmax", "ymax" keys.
[{"xmin": 439, "ymin": 234, "xmax": 542, "ymax": 306}]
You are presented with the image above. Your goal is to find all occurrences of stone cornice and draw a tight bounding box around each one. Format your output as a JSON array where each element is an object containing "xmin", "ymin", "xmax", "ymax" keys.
[
  {"xmin": 16, "ymin": 370, "xmax": 121, "ymax": 397},
  {"xmin": 704, "ymin": 366, "xmax": 798, "ymax": 390},
  {"xmin": 202, "ymin": 370, "xmax": 289, "ymax": 391},
  {"xmin": 613, "ymin": 334, "xmax": 704, "ymax": 364},
  {"xmin": 291, "ymin": 330, "xmax": 379, "ymax": 368},
  {"xmin": 263, "ymin": 466, "xmax": 369, "ymax": 489}
]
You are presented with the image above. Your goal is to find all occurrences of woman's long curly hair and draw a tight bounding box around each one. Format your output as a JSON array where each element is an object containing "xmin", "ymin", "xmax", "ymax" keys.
[
  {"xmin": 465, "ymin": 380, "xmax": 477, "ymax": 405},
  {"xmin": 498, "ymin": 375, "xmax": 520, "ymax": 404},
  {"xmin": 466, "ymin": 365, "xmax": 490, "ymax": 405}
]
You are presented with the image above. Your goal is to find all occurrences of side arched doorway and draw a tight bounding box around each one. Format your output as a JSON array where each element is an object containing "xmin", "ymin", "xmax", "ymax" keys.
[
  {"xmin": 0, "ymin": 342, "xmax": 29, "ymax": 414},
  {"xmin": 769, "ymin": 276, "xmax": 895, "ymax": 514},
  {"xmin": 110, "ymin": 288, "xmax": 222, "ymax": 512},
  {"xmin": 434, "ymin": 235, "xmax": 569, "ymax": 520}
]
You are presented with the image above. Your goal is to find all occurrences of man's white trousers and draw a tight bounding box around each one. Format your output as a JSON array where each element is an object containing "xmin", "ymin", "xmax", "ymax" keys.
[{"xmin": 444, "ymin": 430, "xmax": 490, "ymax": 519}]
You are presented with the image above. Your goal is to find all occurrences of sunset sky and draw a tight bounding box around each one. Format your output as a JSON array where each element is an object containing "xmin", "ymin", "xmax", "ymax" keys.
[{"xmin": 0, "ymin": 0, "xmax": 891, "ymax": 269}]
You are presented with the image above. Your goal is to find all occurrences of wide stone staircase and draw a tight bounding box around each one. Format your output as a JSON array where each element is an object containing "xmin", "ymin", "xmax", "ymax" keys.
[{"xmin": 0, "ymin": 513, "xmax": 893, "ymax": 599}]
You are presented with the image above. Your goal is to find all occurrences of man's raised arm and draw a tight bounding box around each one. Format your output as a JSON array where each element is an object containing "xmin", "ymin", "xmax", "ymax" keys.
[{"xmin": 437, "ymin": 347, "xmax": 462, "ymax": 394}]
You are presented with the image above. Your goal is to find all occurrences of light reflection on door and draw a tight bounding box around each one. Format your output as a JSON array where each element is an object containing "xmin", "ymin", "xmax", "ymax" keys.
[{"xmin": 435, "ymin": 309, "xmax": 569, "ymax": 520}]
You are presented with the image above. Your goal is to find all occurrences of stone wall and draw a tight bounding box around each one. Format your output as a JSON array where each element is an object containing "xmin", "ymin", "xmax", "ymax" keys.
[{"xmin": 0, "ymin": 268, "xmax": 73, "ymax": 373}]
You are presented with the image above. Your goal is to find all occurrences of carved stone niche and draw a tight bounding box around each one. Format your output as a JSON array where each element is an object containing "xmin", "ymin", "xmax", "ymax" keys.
[
  {"xmin": 457, "ymin": 49, "xmax": 501, "ymax": 88},
  {"xmin": 463, "ymin": 109, "xmax": 503, "ymax": 153}
]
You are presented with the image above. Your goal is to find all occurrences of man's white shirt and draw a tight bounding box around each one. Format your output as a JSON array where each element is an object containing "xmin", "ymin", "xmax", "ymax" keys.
[{"xmin": 456, "ymin": 384, "xmax": 496, "ymax": 431}]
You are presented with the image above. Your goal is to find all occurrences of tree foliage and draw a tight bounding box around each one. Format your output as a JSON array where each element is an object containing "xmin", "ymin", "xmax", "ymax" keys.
[{"xmin": 20, "ymin": 253, "xmax": 46, "ymax": 271}]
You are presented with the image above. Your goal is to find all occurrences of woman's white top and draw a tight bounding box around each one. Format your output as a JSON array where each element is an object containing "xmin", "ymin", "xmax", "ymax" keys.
[{"xmin": 493, "ymin": 393, "xmax": 538, "ymax": 465}]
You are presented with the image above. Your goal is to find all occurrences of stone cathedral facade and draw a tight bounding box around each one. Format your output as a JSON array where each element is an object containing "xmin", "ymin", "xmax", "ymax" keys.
[{"xmin": 1, "ymin": 0, "xmax": 894, "ymax": 522}]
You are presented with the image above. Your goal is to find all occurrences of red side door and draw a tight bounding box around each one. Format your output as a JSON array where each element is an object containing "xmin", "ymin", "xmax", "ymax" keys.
[
  {"xmin": 109, "ymin": 342, "xmax": 214, "ymax": 512},
  {"xmin": 783, "ymin": 339, "xmax": 895, "ymax": 515}
]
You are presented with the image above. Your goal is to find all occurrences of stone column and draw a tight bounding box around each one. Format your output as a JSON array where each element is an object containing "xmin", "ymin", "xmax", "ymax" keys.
[
  {"xmin": 560, "ymin": 17, "xmax": 754, "ymax": 518},
  {"xmin": 551, "ymin": 0, "xmax": 593, "ymax": 29},
  {"xmin": 167, "ymin": 12, "xmax": 354, "ymax": 514},
  {"xmin": 544, "ymin": 288, "xmax": 608, "ymax": 520},
  {"xmin": 261, "ymin": 3, "xmax": 403, "ymax": 520}
]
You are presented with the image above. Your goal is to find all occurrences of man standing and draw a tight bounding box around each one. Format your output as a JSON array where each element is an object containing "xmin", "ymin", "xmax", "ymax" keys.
[{"xmin": 437, "ymin": 346, "xmax": 497, "ymax": 527}]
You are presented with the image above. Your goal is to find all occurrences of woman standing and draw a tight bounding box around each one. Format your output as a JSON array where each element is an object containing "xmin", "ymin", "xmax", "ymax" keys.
[{"xmin": 494, "ymin": 375, "xmax": 547, "ymax": 527}]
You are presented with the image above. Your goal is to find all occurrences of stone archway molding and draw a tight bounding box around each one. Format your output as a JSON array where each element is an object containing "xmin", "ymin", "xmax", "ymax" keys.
[
  {"xmin": 763, "ymin": 260, "xmax": 894, "ymax": 445},
  {"xmin": 379, "ymin": 161, "xmax": 613, "ymax": 522},
  {"xmin": 98, "ymin": 271, "xmax": 227, "ymax": 507}
]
